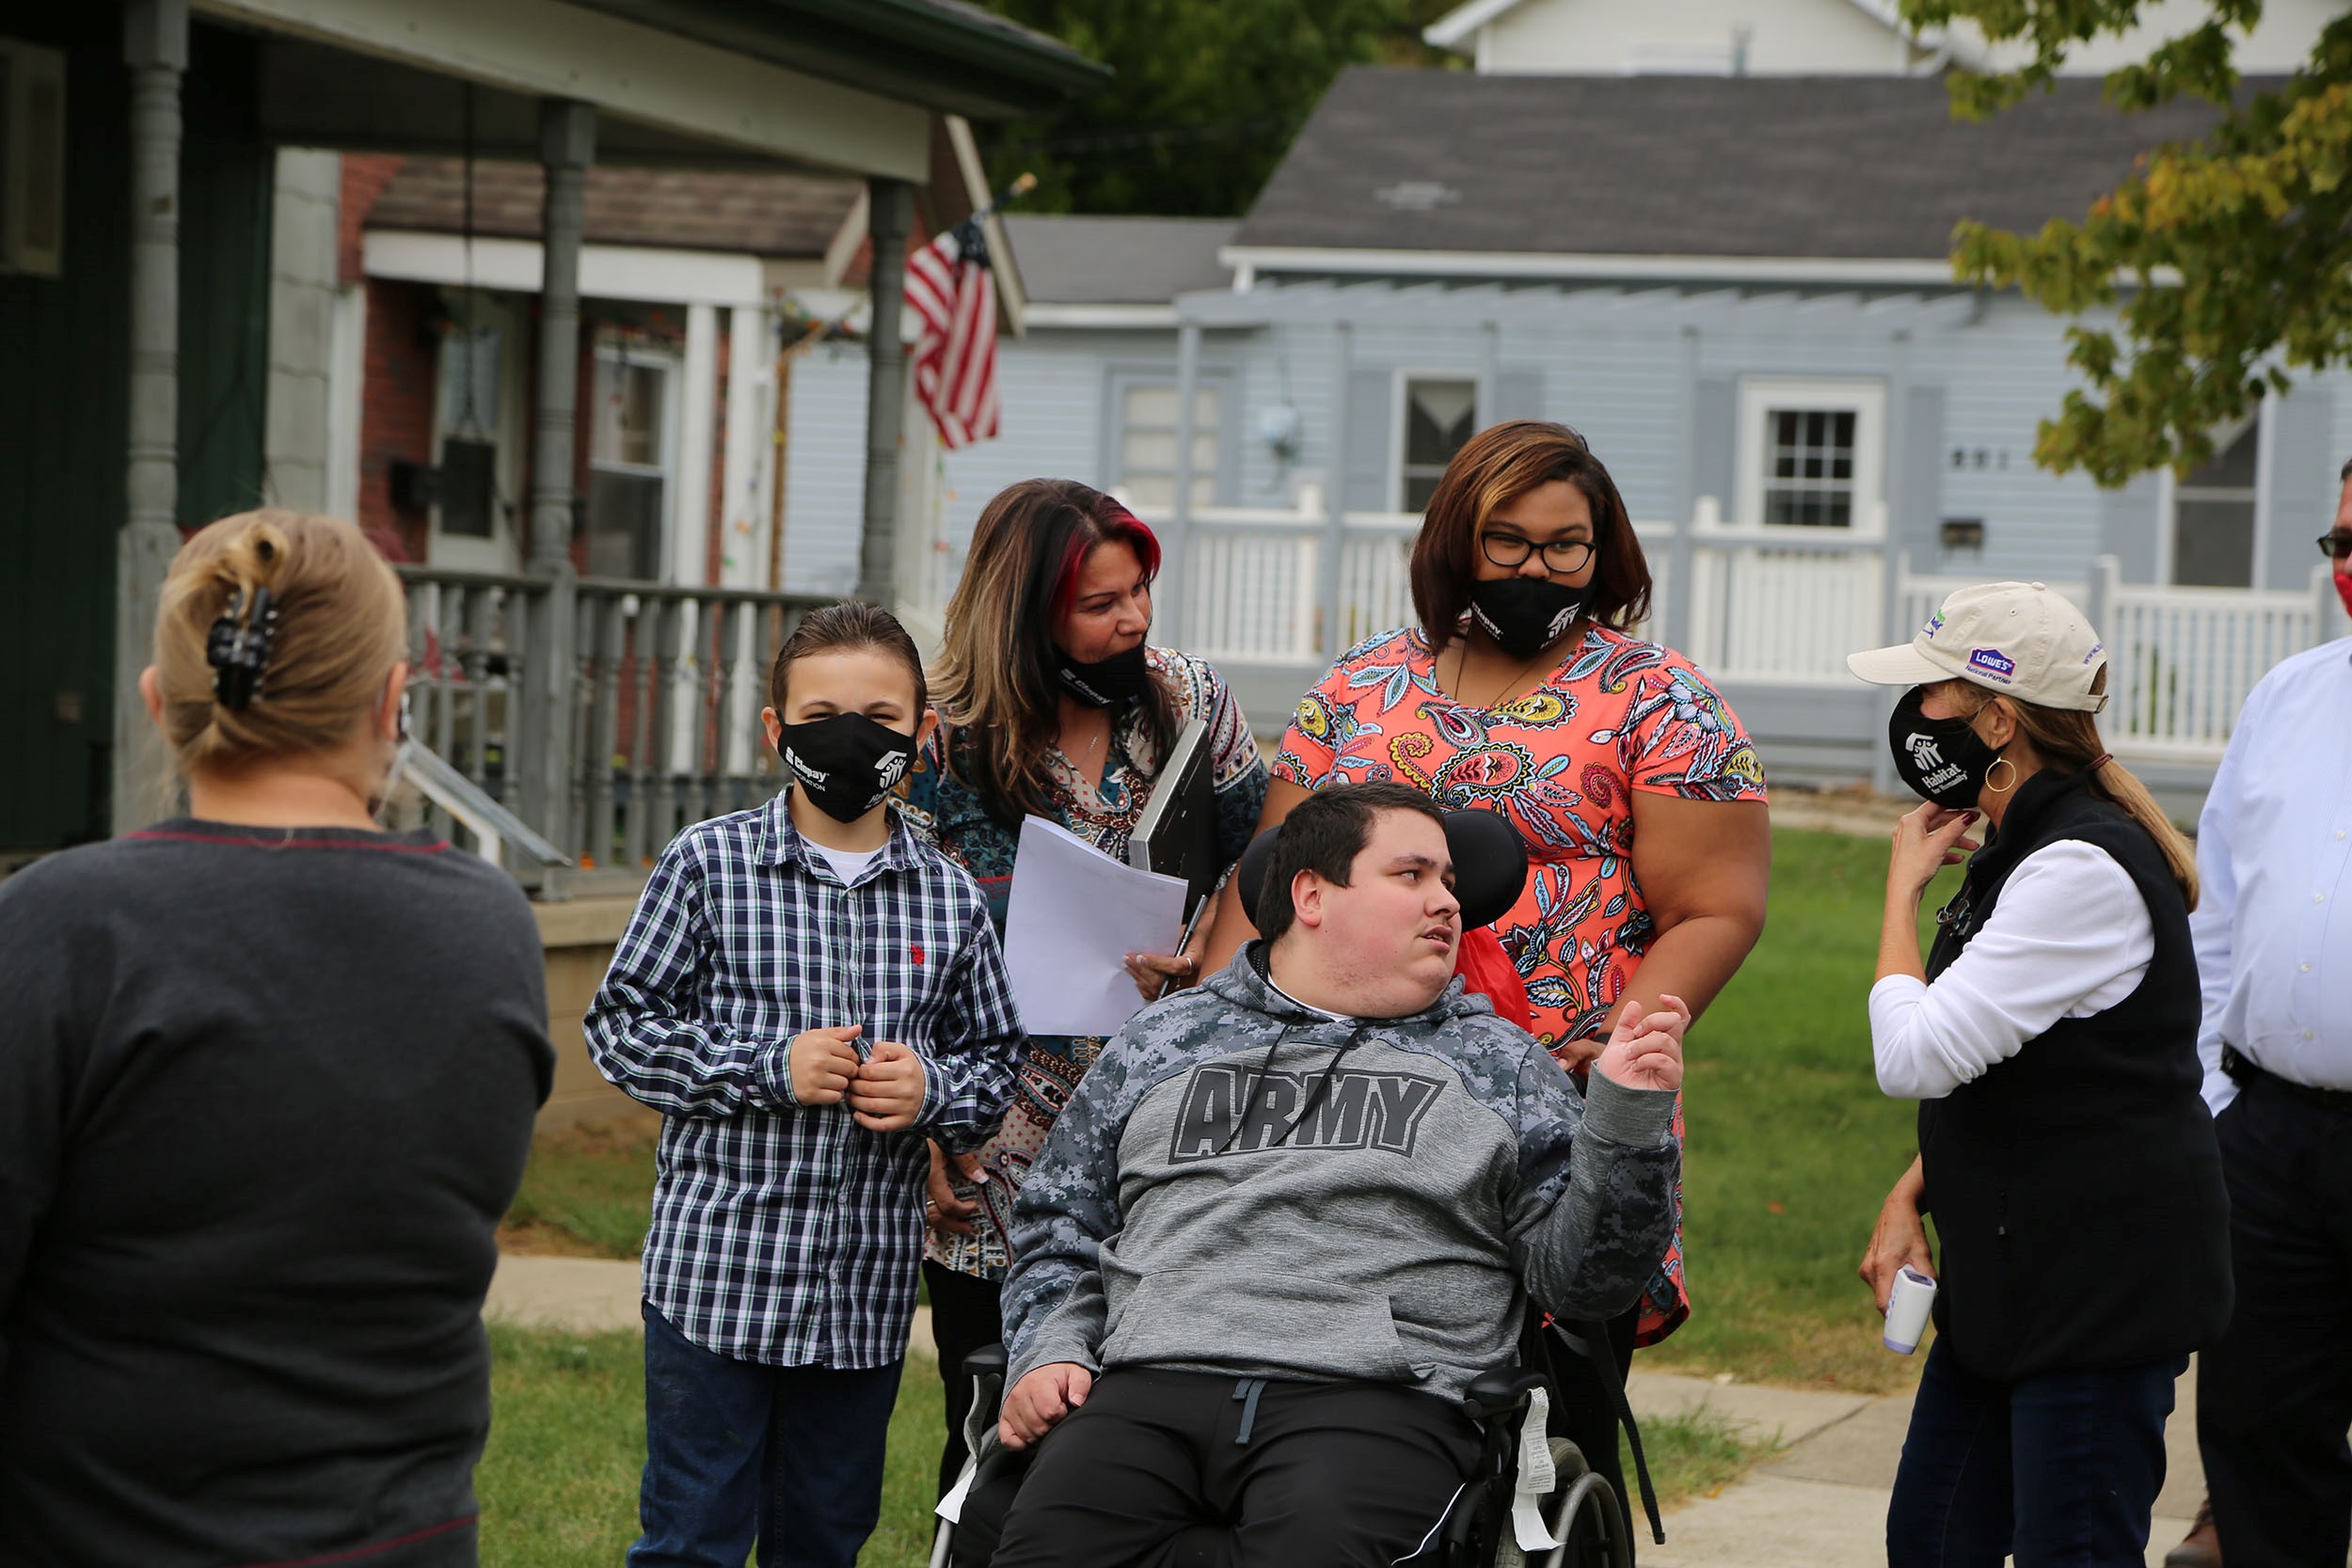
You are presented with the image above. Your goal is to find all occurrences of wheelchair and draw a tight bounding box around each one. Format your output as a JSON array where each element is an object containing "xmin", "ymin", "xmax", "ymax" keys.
[
  {"xmin": 930, "ymin": 1313, "xmax": 1646, "ymax": 1568},
  {"xmin": 927, "ymin": 810, "xmax": 1661, "ymax": 1566}
]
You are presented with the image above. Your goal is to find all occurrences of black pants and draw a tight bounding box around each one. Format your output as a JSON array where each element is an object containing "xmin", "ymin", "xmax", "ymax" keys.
[
  {"xmin": 990, "ymin": 1370, "xmax": 1483, "ymax": 1568},
  {"xmin": 1549, "ymin": 1308, "xmax": 1640, "ymax": 1557},
  {"xmin": 926, "ymin": 1261, "xmax": 1006, "ymax": 1500},
  {"xmin": 2197, "ymin": 1073, "xmax": 2352, "ymax": 1568}
]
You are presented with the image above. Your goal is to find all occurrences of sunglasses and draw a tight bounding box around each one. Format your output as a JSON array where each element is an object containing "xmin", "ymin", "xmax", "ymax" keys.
[{"xmin": 2319, "ymin": 534, "xmax": 2352, "ymax": 562}]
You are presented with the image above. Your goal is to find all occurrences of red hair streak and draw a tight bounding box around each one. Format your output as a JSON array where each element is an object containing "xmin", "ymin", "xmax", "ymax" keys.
[{"xmin": 1049, "ymin": 499, "xmax": 1162, "ymax": 620}]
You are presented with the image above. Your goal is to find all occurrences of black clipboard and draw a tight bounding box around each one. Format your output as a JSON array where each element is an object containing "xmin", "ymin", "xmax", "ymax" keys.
[{"xmin": 1128, "ymin": 716, "xmax": 1218, "ymax": 928}]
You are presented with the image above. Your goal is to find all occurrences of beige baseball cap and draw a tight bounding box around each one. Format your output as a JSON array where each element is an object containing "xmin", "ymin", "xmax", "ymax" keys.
[{"xmin": 1848, "ymin": 580, "xmax": 2109, "ymax": 712}]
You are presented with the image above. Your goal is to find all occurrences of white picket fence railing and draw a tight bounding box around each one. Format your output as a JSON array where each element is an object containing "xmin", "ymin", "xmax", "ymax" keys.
[
  {"xmin": 1149, "ymin": 500, "xmax": 2338, "ymax": 766},
  {"xmin": 2097, "ymin": 558, "xmax": 2329, "ymax": 763}
]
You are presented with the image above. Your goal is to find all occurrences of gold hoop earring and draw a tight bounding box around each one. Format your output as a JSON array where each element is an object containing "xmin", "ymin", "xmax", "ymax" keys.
[{"xmin": 1986, "ymin": 757, "xmax": 2018, "ymax": 795}]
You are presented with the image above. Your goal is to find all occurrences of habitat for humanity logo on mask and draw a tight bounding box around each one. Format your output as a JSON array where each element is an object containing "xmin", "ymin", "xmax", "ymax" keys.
[
  {"xmin": 775, "ymin": 714, "xmax": 916, "ymax": 823},
  {"xmin": 1887, "ymin": 687, "xmax": 1998, "ymax": 809}
]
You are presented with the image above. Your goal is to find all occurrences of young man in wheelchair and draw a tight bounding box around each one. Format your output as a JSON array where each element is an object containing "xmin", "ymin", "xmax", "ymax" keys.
[{"xmin": 986, "ymin": 782, "xmax": 1685, "ymax": 1568}]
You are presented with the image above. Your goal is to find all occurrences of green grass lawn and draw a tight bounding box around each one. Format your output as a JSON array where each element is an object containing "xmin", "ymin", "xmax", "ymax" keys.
[
  {"xmin": 1644, "ymin": 827, "xmax": 1956, "ymax": 1394},
  {"xmin": 485, "ymin": 825, "xmax": 1943, "ymax": 1559},
  {"xmin": 476, "ymin": 1324, "xmax": 1771, "ymax": 1567}
]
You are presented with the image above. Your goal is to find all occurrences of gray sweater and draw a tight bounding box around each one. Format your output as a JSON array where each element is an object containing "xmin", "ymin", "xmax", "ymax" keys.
[{"xmin": 1002, "ymin": 949, "xmax": 1680, "ymax": 1401}]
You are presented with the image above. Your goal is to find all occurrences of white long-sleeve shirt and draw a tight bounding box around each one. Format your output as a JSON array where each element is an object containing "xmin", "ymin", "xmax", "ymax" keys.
[
  {"xmin": 2190, "ymin": 637, "xmax": 2352, "ymax": 1115},
  {"xmin": 1870, "ymin": 838, "xmax": 2155, "ymax": 1100}
]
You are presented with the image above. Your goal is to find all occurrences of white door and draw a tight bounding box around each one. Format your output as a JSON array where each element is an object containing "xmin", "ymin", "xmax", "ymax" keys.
[{"xmin": 427, "ymin": 293, "xmax": 526, "ymax": 574}]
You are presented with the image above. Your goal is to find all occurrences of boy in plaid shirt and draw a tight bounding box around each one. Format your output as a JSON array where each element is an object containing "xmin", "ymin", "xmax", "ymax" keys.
[{"xmin": 588, "ymin": 602, "xmax": 1023, "ymax": 1568}]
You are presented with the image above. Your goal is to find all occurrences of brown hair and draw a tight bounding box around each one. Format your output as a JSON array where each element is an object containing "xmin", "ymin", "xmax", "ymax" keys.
[
  {"xmin": 152, "ymin": 510, "xmax": 406, "ymax": 775},
  {"xmin": 1943, "ymin": 673, "xmax": 2200, "ymax": 909},
  {"xmin": 1409, "ymin": 420, "xmax": 1653, "ymax": 656},
  {"xmin": 930, "ymin": 478, "xmax": 1177, "ymax": 821},
  {"xmin": 1257, "ymin": 781, "xmax": 1447, "ymax": 944},
  {"xmin": 768, "ymin": 600, "xmax": 929, "ymax": 716}
]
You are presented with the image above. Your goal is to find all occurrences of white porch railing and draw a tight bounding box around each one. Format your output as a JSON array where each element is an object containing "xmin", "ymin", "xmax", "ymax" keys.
[
  {"xmin": 1165, "ymin": 502, "xmax": 1671, "ymax": 665},
  {"xmin": 1147, "ymin": 498, "xmax": 2340, "ymax": 770},
  {"xmin": 2094, "ymin": 557, "xmax": 2332, "ymax": 763}
]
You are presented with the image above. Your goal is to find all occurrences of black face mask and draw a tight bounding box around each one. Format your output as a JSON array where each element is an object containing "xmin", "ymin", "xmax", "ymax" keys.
[
  {"xmin": 775, "ymin": 714, "xmax": 916, "ymax": 823},
  {"xmin": 1467, "ymin": 578, "xmax": 1587, "ymax": 660},
  {"xmin": 1053, "ymin": 641, "xmax": 1152, "ymax": 708},
  {"xmin": 1887, "ymin": 687, "xmax": 1999, "ymax": 809}
]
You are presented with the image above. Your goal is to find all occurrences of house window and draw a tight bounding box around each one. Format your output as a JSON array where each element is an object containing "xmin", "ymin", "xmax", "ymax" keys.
[
  {"xmin": 1401, "ymin": 378, "xmax": 1478, "ymax": 513},
  {"xmin": 2171, "ymin": 414, "xmax": 2260, "ymax": 588},
  {"xmin": 586, "ymin": 352, "xmax": 672, "ymax": 579},
  {"xmin": 435, "ymin": 325, "xmax": 502, "ymax": 540},
  {"xmin": 1736, "ymin": 379, "xmax": 1885, "ymax": 533},
  {"xmin": 1117, "ymin": 383, "xmax": 1220, "ymax": 511},
  {"xmin": 1764, "ymin": 409, "xmax": 1858, "ymax": 527}
]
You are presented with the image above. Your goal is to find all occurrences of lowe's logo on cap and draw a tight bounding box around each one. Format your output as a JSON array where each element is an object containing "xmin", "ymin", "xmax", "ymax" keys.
[{"xmin": 1968, "ymin": 647, "xmax": 2016, "ymax": 682}]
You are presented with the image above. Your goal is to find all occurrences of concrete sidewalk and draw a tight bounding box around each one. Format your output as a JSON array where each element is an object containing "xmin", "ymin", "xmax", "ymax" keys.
[{"xmin": 485, "ymin": 1255, "xmax": 2208, "ymax": 1567}]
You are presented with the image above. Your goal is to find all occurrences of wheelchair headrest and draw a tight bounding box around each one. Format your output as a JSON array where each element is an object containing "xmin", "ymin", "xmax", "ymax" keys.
[{"xmin": 1233, "ymin": 805, "xmax": 1528, "ymax": 935}]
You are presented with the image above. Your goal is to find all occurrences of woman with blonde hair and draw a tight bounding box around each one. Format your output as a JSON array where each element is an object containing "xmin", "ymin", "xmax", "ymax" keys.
[
  {"xmin": 1851, "ymin": 581, "xmax": 2229, "ymax": 1566},
  {"xmin": 899, "ymin": 477, "xmax": 1267, "ymax": 1497},
  {"xmin": 0, "ymin": 510, "xmax": 554, "ymax": 1567}
]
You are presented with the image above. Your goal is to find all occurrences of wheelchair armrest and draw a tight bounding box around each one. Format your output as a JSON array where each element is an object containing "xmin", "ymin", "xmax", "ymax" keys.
[
  {"xmin": 961, "ymin": 1343, "xmax": 1009, "ymax": 1382},
  {"xmin": 1461, "ymin": 1366, "xmax": 1551, "ymax": 1424}
]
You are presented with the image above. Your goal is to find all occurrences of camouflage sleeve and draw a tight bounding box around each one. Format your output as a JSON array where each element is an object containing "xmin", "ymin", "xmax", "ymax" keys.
[
  {"xmin": 1000, "ymin": 1034, "xmax": 1141, "ymax": 1386},
  {"xmin": 1507, "ymin": 1053, "xmax": 1681, "ymax": 1323}
]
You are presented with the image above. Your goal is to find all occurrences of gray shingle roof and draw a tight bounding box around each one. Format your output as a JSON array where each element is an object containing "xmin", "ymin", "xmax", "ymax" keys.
[
  {"xmin": 368, "ymin": 159, "xmax": 859, "ymax": 259},
  {"xmin": 1235, "ymin": 68, "xmax": 2237, "ymax": 261},
  {"xmin": 1001, "ymin": 214, "xmax": 1237, "ymax": 303}
]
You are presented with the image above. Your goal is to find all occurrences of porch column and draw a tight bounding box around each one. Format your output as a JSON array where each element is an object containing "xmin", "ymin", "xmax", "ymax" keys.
[
  {"xmin": 521, "ymin": 98, "xmax": 594, "ymax": 871},
  {"xmin": 1159, "ymin": 319, "xmax": 1203, "ymax": 639},
  {"xmin": 529, "ymin": 99, "xmax": 594, "ymax": 571},
  {"xmin": 1320, "ymin": 320, "xmax": 1354, "ymax": 664},
  {"xmin": 113, "ymin": 0, "xmax": 189, "ymax": 836},
  {"xmin": 1665, "ymin": 325, "xmax": 1700, "ymax": 654},
  {"xmin": 857, "ymin": 177, "xmax": 914, "ymax": 608}
]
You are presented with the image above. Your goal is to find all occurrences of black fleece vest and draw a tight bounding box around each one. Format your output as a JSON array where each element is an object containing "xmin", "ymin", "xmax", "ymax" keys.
[{"xmin": 1918, "ymin": 769, "xmax": 2232, "ymax": 1382}]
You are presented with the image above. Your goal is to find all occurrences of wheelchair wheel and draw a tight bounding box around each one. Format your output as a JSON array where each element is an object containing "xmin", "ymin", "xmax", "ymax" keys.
[{"xmin": 1489, "ymin": 1439, "xmax": 1631, "ymax": 1568}]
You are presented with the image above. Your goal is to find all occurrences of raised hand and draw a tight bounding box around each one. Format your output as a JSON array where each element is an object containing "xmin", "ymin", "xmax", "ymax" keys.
[
  {"xmin": 849, "ymin": 1037, "xmax": 927, "ymax": 1132},
  {"xmin": 787, "ymin": 1024, "xmax": 863, "ymax": 1105},
  {"xmin": 1594, "ymin": 993, "xmax": 1689, "ymax": 1093},
  {"xmin": 1888, "ymin": 802, "xmax": 1980, "ymax": 899}
]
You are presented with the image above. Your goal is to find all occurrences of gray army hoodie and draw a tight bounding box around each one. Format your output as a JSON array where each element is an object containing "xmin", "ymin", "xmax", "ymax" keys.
[{"xmin": 1001, "ymin": 946, "xmax": 1680, "ymax": 1402}]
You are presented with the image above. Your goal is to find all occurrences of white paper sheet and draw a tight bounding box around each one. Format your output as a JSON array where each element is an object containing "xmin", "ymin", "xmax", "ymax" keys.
[{"xmin": 1002, "ymin": 815, "xmax": 1190, "ymax": 1037}]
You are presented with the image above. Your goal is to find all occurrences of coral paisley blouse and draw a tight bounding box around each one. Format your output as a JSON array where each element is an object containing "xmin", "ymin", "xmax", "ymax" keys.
[{"xmin": 1275, "ymin": 623, "xmax": 1768, "ymax": 1343}]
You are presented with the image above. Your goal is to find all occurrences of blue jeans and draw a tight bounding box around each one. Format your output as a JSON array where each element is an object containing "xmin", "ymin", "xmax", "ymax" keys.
[
  {"xmin": 1886, "ymin": 1336, "xmax": 2183, "ymax": 1567},
  {"xmin": 630, "ymin": 1302, "xmax": 903, "ymax": 1568}
]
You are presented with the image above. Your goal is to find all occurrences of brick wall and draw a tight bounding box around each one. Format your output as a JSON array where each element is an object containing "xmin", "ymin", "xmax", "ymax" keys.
[
  {"xmin": 359, "ymin": 278, "xmax": 437, "ymax": 562},
  {"xmin": 340, "ymin": 155, "xmax": 403, "ymax": 285}
]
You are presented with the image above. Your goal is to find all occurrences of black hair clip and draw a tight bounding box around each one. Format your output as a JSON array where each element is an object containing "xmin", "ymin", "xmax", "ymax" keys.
[{"xmin": 206, "ymin": 586, "xmax": 278, "ymax": 711}]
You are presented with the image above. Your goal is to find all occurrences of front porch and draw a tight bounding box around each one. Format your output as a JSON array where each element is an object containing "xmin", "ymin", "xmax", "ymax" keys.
[{"xmin": 0, "ymin": 0, "xmax": 1101, "ymax": 857}]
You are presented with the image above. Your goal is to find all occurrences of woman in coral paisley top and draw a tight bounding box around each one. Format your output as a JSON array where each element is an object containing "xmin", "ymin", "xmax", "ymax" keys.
[{"xmin": 1202, "ymin": 420, "xmax": 1771, "ymax": 1531}]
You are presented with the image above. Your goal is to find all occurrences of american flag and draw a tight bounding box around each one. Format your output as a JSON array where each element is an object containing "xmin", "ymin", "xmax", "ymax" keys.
[{"xmin": 902, "ymin": 220, "xmax": 999, "ymax": 450}]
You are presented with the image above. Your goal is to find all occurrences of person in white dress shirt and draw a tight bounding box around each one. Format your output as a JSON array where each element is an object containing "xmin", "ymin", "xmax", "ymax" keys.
[
  {"xmin": 2159, "ymin": 473, "xmax": 2352, "ymax": 1568},
  {"xmin": 1849, "ymin": 581, "xmax": 2232, "ymax": 1567}
]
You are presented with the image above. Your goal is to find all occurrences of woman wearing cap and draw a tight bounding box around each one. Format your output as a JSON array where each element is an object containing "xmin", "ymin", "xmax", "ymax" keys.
[
  {"xmin": 0, "ymin": 510, "xmax": 553, "ymax": 1565},
  {"xmin": 898, "ymin": 477, "xmax": 1268, "ymax": 1498},
  {"xmin": 1850, "ymin": 581, "xmax": 2230, "ymax": 1566}
]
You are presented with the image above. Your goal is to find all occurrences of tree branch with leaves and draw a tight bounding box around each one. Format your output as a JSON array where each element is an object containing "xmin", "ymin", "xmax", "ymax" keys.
[{"xmin": 1904, "ymin": 0, "xmax": 2352, "ymax": 483}]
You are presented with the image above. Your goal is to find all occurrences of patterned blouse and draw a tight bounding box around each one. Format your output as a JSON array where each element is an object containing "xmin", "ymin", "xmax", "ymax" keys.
[
  {"xmin": 899, "ymin": 646, "xmax": 1269, "ymax": 1280},
  {"xmin": 1274, "ymin": 623, "xmax": 1768, "ymax": 1343}
]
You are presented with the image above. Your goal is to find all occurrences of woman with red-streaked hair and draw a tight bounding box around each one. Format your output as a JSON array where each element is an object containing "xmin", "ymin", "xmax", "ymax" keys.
[{"xmin": 899, "ymin": 477, "xmax": 1268, "ymax": 1498}]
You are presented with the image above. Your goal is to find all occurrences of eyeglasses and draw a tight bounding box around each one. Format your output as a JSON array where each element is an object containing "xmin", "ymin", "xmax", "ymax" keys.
[
  {"xmin": 2318, "ymin": 533, "xmax": 2352, "ymax": 562},
  {"xmin": 1481, "ymin": 532, "xmax": 1596, "ymax": 575}
]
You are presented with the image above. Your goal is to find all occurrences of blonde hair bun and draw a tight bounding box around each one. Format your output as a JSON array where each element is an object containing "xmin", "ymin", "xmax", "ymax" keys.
[{"xmin": 152, "ymin": 510, "xmax": 406, "ymax": 777}]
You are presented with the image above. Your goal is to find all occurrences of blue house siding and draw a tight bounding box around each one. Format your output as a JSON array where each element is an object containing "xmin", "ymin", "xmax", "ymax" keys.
[{"xmin": 781, "ymin": 278, "xmax": 2350, "ymax": 805}]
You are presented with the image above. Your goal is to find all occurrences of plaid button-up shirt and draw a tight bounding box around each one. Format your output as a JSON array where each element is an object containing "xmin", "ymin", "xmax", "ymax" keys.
[{"xmin": 586, "ymin": 794, "xmax": 1022, "ymax": 1367}]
